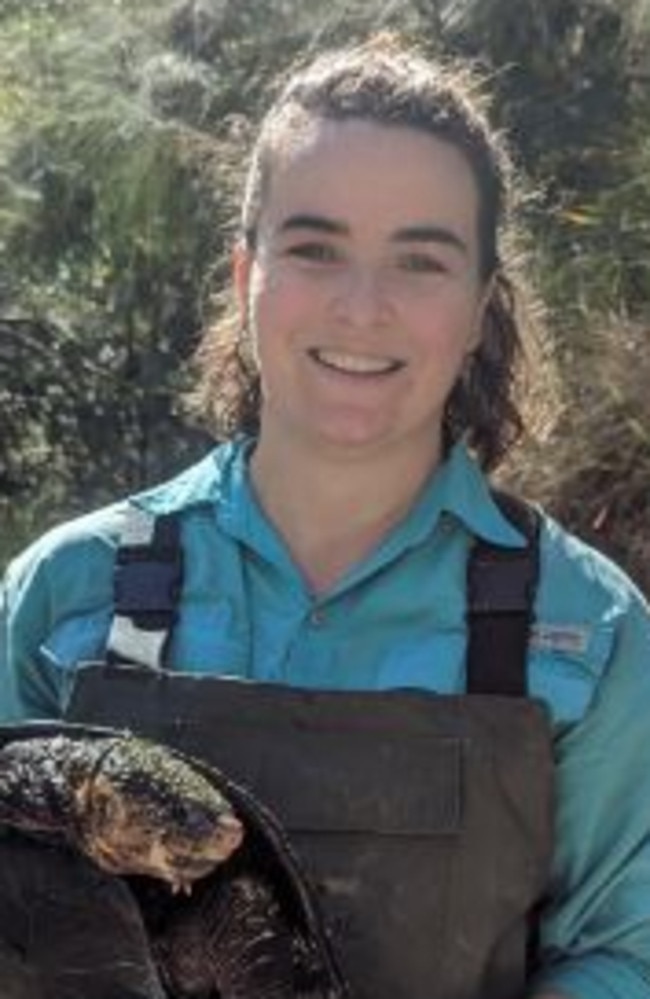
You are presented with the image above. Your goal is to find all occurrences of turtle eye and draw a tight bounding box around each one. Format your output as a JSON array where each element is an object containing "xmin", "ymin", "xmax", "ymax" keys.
[{"xmin": 173, "ymin": 803, "xmax": 215, "ymax": 838}]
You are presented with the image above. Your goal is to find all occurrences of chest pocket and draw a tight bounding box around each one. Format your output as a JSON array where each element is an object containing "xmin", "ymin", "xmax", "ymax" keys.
[
  {"xmin": 527, "ymin": 620, "xmax": 615, "ymax": 724},
  {"xmin": 168, "ymin": 602, "xmax": 249, "ymax": 674}
]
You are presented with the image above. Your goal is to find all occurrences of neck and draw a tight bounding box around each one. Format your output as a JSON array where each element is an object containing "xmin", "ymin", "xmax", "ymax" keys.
[{"xmin": 249, "ymin": 430, "xmax": 442, "ymax": 594}]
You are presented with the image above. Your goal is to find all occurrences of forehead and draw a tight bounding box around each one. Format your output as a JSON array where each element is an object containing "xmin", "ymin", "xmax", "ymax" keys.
[{"xmin": 259, "ymin": 117, "xmax": 480, "ymax": 240}]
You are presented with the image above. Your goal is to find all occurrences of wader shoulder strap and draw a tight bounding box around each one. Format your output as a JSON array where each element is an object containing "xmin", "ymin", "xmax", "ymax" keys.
[
  {"xmin": 106, "ymin": 505, "xmax": 183, "ymax": 669},
  {"xmin": 466, "ymin": 491, "xmax": 541, "ymax": 696},
  {"xmin": 106, "ymin": 493, "xmax": 541, "ymax": 693}
]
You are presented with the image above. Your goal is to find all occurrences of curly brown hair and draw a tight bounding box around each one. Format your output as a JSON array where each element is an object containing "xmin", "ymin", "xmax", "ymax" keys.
[{"xmin": 190, "ymin": 36, "xmax": 547, "ymax": 471}]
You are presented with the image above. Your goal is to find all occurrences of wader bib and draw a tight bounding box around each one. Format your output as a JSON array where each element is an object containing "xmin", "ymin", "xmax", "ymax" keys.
[{"xmin": 65, "ymin": 496, "xmax": 554, "ymax": 999}]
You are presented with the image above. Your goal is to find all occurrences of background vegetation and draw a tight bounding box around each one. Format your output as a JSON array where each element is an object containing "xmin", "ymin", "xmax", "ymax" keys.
[{"xmin": 1, "ymin": 0, "xmax": 649, "ymax": 590}]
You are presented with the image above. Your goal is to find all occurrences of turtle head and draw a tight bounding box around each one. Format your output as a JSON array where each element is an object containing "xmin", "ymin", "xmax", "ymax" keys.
[{"xmin": 74, "ymin": 737, "xmax": 244, "ymax": 891}]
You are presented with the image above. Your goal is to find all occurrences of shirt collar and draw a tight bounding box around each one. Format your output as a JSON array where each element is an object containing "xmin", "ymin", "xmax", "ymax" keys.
[
  {"xmin": 352, "ymin": 442, "xmax": 526, "ymax": 560},
  {"xmin": 130, "ymin": 440, "xmax": 244, "ymax": 515},
  {"xmin": 131, "ymin": 437, "xmax": 525, "ymax": 552},
  {"xmin": 429, "ymin": 442, "xmax": 526, "ymax": 549}
]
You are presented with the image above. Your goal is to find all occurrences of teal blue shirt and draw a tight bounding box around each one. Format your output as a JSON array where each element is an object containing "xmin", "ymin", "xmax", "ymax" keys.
[{"xmin": 2, "ymin": 439, "xmax": 650, "ymax": 999}]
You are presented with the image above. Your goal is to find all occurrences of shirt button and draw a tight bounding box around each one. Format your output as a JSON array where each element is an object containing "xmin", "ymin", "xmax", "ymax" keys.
[{"xmin": 309, "ymin": 608, "xmax": 325, "ymax": 627}]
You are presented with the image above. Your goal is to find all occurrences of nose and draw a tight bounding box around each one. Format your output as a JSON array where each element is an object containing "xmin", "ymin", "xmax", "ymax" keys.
[{"xmin": 331, "ymin": 262, "xmax": 390, "ymax": 329}]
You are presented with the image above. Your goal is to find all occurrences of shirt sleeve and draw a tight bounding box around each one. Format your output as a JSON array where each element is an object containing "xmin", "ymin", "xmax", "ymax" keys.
[
  {"xmin": 532, "ymin": 591, "xmax": 650, "ymax": 998},
  {"xmin": 0, "ymin": 546, "xmax": 64, "ymax": 720},
  {"xmin": 0, "ymin": 510, "xmax": 121, "ymax": 721}
]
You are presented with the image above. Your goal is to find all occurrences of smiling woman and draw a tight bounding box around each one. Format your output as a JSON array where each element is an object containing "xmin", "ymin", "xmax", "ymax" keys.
[
  {"xmin": 239, "ymin": 121, "xmax": 486, "ymax": 482},
  {"xmin": 2, "ymin": 33, "xmax": 650, "ymax": 999},
  {"xmin": 192, "ymin": 40, "xmax": 537, "ymax": 589},
  {"xmin": 194, "ymin": 39, "xmax": 532, "ymax": 477}
]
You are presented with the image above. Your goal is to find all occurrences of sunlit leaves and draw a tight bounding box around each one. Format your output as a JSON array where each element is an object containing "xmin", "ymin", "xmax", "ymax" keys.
[{"xmin": 0, "ymin": 0, "xmax": 649, "ymax": 575}]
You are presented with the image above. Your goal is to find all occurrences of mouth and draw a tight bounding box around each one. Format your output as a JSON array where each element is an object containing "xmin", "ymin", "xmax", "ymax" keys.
[{"xmin": 308, "ymin": 347, "xmax": 404, "ymax": 377}]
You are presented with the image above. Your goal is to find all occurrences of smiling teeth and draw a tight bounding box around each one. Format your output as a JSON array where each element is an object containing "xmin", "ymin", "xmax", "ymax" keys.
[{"xmin": 313, "ymin": 349, "xmax": 400, "ymax": 375}]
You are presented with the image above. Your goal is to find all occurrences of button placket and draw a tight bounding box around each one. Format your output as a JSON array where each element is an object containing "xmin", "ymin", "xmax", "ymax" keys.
[{"xmin": 309, "ymin": 606, "xmax": 326, "ymax": 627}]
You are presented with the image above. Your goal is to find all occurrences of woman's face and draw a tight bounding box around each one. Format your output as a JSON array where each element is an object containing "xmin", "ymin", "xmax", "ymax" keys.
[{"xmin": 235, "ymin": 117, "xmax": 491, "ymax": 465}]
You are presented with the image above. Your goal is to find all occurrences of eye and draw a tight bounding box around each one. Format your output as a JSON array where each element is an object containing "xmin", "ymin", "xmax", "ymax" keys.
[
  {"xmin": 285, "ymin": 240, "xmax": 341, "ymax": 264},
  {"xmin": 168, "ymin": 801, "xmax": 215, "ymax": 838},
  {"xmin": 396, "ymin": 251, "xmax": 448, "ymax": 274}
]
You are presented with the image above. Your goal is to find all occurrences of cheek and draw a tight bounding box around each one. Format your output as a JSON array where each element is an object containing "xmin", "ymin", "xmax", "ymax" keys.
[
  {"xmin": 410, "ymin": 290, "xmax": 483, "ymax": 359},
  {"xmin": 249, "ymin": 266, "xmax": 319, "ymax": 341}
]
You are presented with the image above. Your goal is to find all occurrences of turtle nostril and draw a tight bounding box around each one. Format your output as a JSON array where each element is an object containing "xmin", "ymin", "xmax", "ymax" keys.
[{"xmin": 217, "ymin": 813, "xmax": 244, "ymax": 839}]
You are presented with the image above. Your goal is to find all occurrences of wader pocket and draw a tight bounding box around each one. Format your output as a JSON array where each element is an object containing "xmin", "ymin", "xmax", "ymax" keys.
[{"xmin": 67, "ymin": 667, "xmax": 553, "ymax": 999}]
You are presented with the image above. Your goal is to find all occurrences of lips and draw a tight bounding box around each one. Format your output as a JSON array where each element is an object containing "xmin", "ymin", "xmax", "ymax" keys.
[{"xmin": 308, "ymin": 347, "xmax": 404, "ymax": 376}]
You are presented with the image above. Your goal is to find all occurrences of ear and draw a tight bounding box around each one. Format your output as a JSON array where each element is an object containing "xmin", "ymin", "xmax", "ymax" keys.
[
  {"xmin": 468, "ymin": 271, "xmax": 497, "ymax": 354},
  {"xmin": 232, "ymin": 240, "xmax": 252, "ymax": 325}
]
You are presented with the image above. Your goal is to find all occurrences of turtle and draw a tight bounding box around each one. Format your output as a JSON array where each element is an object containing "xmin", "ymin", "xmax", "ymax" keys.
[
  {"xmin": 0, "ymin": 727, "xmax": 244, "ymax": 893},
  {"xmin": 149, "ymin": 868, "xmax": 297, "ymax": 998},
  {"xmin": 0, "ymin": 722, "xmax": 348, "ymax": 999}
]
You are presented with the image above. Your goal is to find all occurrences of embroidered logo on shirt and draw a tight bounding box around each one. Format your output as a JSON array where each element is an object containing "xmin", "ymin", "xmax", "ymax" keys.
[{"xmin": 530, "ymin": 624, "xmax": 590, "ymax": 656}]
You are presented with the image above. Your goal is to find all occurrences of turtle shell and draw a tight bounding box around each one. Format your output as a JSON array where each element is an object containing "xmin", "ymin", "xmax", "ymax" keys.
[{"xmin": 0, "ymin": 721, "xmax": 348, "ymax": 999}]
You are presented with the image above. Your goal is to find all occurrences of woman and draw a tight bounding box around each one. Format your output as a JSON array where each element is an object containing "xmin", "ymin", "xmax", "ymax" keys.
[{"xmin": 3, "ymin": 37, "xmax": 650, "ymax": 999}]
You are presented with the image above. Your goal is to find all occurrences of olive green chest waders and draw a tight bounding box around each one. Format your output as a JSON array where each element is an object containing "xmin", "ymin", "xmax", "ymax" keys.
[{"xmin": 65, "ymin": 495, "xmax": 554, "ymax": 999}]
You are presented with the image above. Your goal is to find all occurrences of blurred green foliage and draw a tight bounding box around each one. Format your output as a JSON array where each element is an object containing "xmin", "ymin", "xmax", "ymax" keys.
[{"xmin": 1, "ymin": 0, "xmax": 649, "ymax": 588}]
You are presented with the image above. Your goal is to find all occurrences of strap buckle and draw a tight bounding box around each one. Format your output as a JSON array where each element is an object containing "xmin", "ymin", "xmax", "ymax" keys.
[
  {"xmin": 467, "ymin": 549, "xmax": 537, "ymax": 616},
  {"xmin": 114, "ymin": 552, "xmax": 182, "ymax": 617}
]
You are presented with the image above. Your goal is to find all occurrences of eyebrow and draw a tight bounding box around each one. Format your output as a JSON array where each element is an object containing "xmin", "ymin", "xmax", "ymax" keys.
[
  {"xmin": 279, "ymin": 214, "xmax": 348, "ymax": 236},
  {"xmin": 279, "ymin": 214, "xmax": 468, "ymax": 255},
  {"xmin": 392, "ymin": 224, "xmax": 468, "ymax": 256}
]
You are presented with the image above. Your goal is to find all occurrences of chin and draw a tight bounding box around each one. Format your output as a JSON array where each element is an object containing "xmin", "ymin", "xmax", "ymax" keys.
[{"xmin": 307, "ymin": 423, "xmax": 396, "ymax": 454}]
